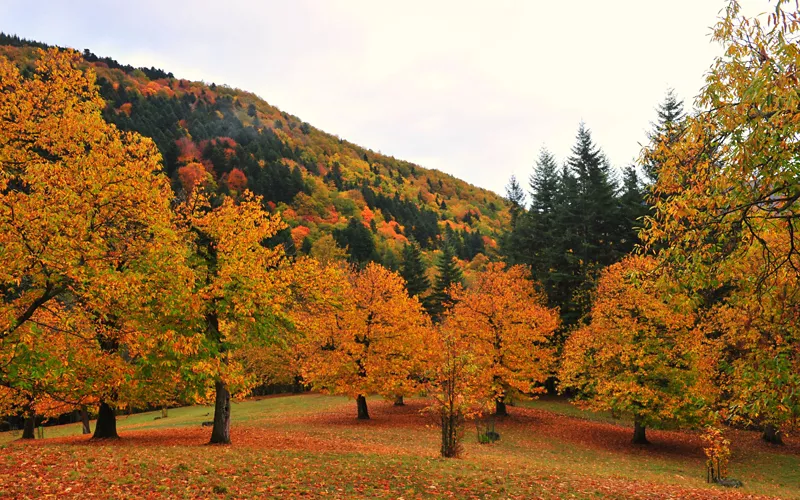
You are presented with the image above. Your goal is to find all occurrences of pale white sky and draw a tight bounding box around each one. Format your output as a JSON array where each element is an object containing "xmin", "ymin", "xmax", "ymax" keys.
[{"xmin": 0, "ymin": 0, "xmax": 769, "ymax": 195}]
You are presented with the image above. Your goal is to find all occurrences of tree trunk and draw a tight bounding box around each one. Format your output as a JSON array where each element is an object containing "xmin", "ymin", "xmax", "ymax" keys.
[
  {"xmin": 441, "ymin": 411, "xmax": 460, "ymax": 457},
  {"xmin": 209, "ymin": 379, "xmax": 231, "ymax": 444},
  {"xmin": 495, "ymin": 398, "xmax": 508, "ymax": 417},
  {"xmin": 80, "ymin": 405, "xmax": 90, "ymax": 435},
  {"xmin": 356, "ymin": 395, "xmax": 370, "ymax": 420},
  {"xmin": 394, "ymin": 395, "xmax": 405, "ymax": 406},
  {"xmin": 632, "ymin": 416, "xmax": 648, "ymax": 444},
  {"xmin": 93, "ymin": 401, "xmax": 119, "ymax": 439},
  {"xmin": 21, "ymin": 413, "xmax": 35, "ymax": 439},
  {"xmin": 763, "ymin": 423, "xmax": 784, "ymax": 445}
]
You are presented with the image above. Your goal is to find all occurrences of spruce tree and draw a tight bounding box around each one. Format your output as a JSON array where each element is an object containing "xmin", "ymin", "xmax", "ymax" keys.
[
  {"xmin": 645, "ymin": 89, "xmax": 685, "ymax": 185},
  {"xmin": 505, "ymin": 175, "xmax": 525, "ymax": 226},
  {"xmin": 529, "ymin": 149, "xmax": 560, "ymax": 215},
  {"xmin": 400, "ymin": 239, "xmax": 430, "ymax": 298},
  {"xmin": 425, "ymin": 243, "xmax": 464, "ymax": 322},
  {"xmin": 568, "ymin": 123, "xmax": 620, "ymax": 269},
  {"xmin": 617, "ymin": 165, "xmax": 647, "ymax": 255}
]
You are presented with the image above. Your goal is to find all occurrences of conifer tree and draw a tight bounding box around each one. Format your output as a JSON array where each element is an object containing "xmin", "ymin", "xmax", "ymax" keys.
[
  {"xmin": 505, "ymin": 175, "xmax": 525, "ymax": 226},
  {"xmin": 645, "ymin": 89, "xmax": 685, "ymax": 185},
  {"xmin": 425, "ymin": 243, "xmax": 464, "ymax": 322},
  {"xmin": 568, "ymin": 123, "xmax": 620, "ymax": 270},
  {"xmin": 399, "ymin": 240, "xmax": 430, "ymax": 298},
  {"xmin": 617, "ymin": 165, "xmax": 647, "ymax": 255}
]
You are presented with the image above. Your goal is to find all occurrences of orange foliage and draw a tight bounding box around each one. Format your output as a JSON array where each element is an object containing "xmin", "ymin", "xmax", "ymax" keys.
[
  {"xmin": 560, "ymin": 255, "xmax": 706, "ymax": 433},
  {"xmin": 445, "ymin": 263, "xmax": 559, "ymax": 408},
  {"xmin": 225, "ymin": 167, "xmax": 247, "ymax": 193},
  {"xmin": 290, "ymin": 261, "xmax": 431, "ymax": 416},
  {"xmin": 361, "ymin": 206, "xmax": 375, "ymax": 225},
  {"xmin": 0, "ymin": 48, "xmax": 198, "ymax": 417},
  {"xmin": 175, "ymin": 137, "xmax": 201, "ymax": 163},
  {"xmin": 291, "ymin": 225, "xmax": 311, "ymax": 248},
  {"xmin": 178, "ymin": 162, "xmax": 212, "ymax": 194}
]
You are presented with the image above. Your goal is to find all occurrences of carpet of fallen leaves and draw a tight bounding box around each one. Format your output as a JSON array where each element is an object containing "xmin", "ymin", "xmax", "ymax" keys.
[{"xmin": 0, "ymin": 396, "xmax": 796, "ymax": 499}]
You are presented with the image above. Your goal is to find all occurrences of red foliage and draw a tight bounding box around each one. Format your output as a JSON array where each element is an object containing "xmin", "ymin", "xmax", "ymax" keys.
[
  {"xmin": 175, "ymin": 137, "xmax": 201, "ymax": 163},
  {"xmin": 225, "ymin": 168, "xmax": 247, "ymax": 193},
  {"xmin": 178, "ymin": 162, "xmax": 210, "ymax": 194}
]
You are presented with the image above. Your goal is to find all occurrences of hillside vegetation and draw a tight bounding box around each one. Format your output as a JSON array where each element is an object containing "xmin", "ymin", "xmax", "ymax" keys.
[{"xmin": 0, "ymin": 34, "xmax": 510, "ymax": 271}]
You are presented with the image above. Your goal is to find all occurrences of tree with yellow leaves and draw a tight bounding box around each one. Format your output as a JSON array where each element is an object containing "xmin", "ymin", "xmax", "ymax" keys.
[
  {"xmin": 291, "ymin": 261, "xmax": 430, "ymax": 419},
  {"xmin": 0, "ymin": 47, "xmax": 199, "ymax": 438},
  {"xmin": 177, "ymin": 188, "xmax": 289, "ymax": 444},
  {"xmin": 640, "ymin": 1, "xmax": 800, "ymax": 445},
  {"xmin": 426, "ymin": 321, "xmax": 493, "ymax": 457},
  {"xmin": 447, "ymin": 262, "xmax": 559, "ymax": 416},
  {"xmin": 560, "ymin": 255, "xmax": 708, "ymax": 444}
]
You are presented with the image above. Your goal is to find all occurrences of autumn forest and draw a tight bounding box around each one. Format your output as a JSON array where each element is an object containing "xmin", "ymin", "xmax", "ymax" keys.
[{"xmin": 2, "ymin": 1, "xmax": 800, "ymax": 498}]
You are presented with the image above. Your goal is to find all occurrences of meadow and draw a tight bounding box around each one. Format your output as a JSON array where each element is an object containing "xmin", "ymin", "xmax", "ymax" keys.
[{"xmin": 1, "ymin": 394, "xmax": 797, "ymax": 499}]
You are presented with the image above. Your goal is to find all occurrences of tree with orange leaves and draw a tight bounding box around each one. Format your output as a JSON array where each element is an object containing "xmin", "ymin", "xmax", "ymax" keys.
[
  {"xmin": 445, "ymin": 263, "xmax": 559, "ymax": 416},
  {"xmin": 291, "ymin": 261, "xmax": 431, "ymax": 419},
  {"xmin": 426, "ymin": 320, "xmax": 493, "ymax": 457},
  {"xmin": 0, "ymin": 47, "xmax": 199, "ymax": 438},
  {"xmin": 560, "ymin": 255, "xmax": 708, "ymax": 444},
  {"xmin": 176, "ymin": 188, "xmax": 289, "ymax": 444}
]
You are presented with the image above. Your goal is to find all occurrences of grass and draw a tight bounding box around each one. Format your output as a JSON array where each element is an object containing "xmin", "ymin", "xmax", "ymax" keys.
[{"xmin": 0, "ymin": 394, "xmax": 797, "ymax": 499}]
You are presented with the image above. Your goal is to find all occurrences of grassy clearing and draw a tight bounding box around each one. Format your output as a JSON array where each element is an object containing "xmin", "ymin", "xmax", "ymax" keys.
[{"xmin": 0, "ymin": 394, "xmax": 797, "ymax": 499}]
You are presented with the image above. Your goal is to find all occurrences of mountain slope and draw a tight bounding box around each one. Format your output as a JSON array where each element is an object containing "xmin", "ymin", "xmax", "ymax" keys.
[{"xmin": 0, "ymin": 35, "xmax": 510, "ymax": 268}]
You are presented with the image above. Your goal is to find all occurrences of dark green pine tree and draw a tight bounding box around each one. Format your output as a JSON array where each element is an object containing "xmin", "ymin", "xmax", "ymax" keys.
[
  {"xmin": 529, "ymin": 149, "xmax": 560, "ymax": 215},
  {"xmin": 645, "ymin": 89, "xmax": 685, "ymax": 185},
  {"xmin": 548, "ymin": 164, "xmax": 584, "ymax": 325},
  {"xmin": 425, "ymin": 243, "xmax": 464, "ymax": 322},
  {"xmin": 399, "ymin": 239, "xmax": 430, "ymax": 298},
  {"xmin": 525, "ymin": 150, "xmax": 574, "ymax": 307},
  {"xmin": 617, "ymin": 165, "xmax": 647, "ymax": 255},
  {"xmin": 568, "ymin": 123, "xmax": 620, "ymax": 269},
  {"xmin": 333, "ymin": 218, "xmax": 378, "ymax": 265},
  {"xmin": 505, "ymin": 175, "xmax": 525, "ymax": 226}
]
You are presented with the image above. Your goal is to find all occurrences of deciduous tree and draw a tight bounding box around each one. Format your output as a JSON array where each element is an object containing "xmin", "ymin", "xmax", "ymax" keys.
[
  {"xmin": 291, "ymin": 261, "xmax": 430, "ymax": 419},
  {"xmin": 560, "ymin": 255, "xmax": 707, "ymax": 444},
  {"xmin": 177, "ymin": 189, "xmax": 288, "ymax": 444},
  {"xmin": 447, "ymin": 263, "xmax": 559, "ymax": 416}
]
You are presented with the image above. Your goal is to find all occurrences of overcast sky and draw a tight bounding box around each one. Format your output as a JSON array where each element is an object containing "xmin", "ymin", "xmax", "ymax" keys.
[{"xmin": 1, "ymin": 0, "xmax": 768, "ymax": 196}]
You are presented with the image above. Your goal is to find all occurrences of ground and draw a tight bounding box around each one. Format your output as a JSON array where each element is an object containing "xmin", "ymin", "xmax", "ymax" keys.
[{"xmin": 0, "ymin": 394, "xmax": 797, "ymax": 499}]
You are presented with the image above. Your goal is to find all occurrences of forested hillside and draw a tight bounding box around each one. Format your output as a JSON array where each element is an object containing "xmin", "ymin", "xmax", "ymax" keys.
[{"xmin": 0, "ymin": 33, "xmax": 509, "ymax": 271}]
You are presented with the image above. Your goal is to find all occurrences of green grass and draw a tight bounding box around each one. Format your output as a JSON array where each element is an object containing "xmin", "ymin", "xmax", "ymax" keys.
[{"xmin": 0, "ymin": 394, "xmax": 797, "ymax": 499}]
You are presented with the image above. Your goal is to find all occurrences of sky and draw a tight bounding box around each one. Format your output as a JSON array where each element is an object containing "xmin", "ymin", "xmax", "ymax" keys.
[{"xmin": 0, "ymin": 0, "xmax": 769, "ymax": 196}]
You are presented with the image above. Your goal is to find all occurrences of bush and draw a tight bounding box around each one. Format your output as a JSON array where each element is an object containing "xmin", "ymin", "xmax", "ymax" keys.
[{"xmin": 476, "ymin": 417, "xmax": 500, "ymax": 444}]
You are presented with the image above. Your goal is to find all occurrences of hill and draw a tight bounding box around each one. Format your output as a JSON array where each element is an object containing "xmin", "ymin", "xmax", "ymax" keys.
[{"xmin": 0, "ymin": 34, "xmax": 510, "ymax": 270}]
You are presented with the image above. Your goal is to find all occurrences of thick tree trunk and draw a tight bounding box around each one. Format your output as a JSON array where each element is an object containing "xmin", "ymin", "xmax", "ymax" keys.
[
  {"xmin": 21, "ymin": 413, "xmax": 35, "ymax": 439},
  {"xmin": 93, "ymin": 401, "xmax": 119, "ymax": 439},
  {"xmin": 763, "ymin": 423, "xmax": 784, "ymax": 445},
  {"xmin": 80, "ymin": 405, "xmax": 91, "ymax": 435},
  {"xmin": 356, "ymin": 395, "xmax": 370, "ymax": 420},
  {"xmin": 495, "ymin": 398, "xmax": 508, "ymax": 417},
  {"xmin": 393, "ymin": 395, "xmax": 405, "ymax": 406},
  {"xmin": 209, "ymin": 379, "xmax": 231, "ymax": 444},
  {"xmin": 632, "ymin": 416, "xmax": 648, "ymax": 444}
]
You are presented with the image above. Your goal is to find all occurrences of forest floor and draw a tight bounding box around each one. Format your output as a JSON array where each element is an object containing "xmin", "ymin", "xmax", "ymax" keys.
[{"xmin": 0, "ymin": 394, "xmax": 798, "ymax": 499}]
